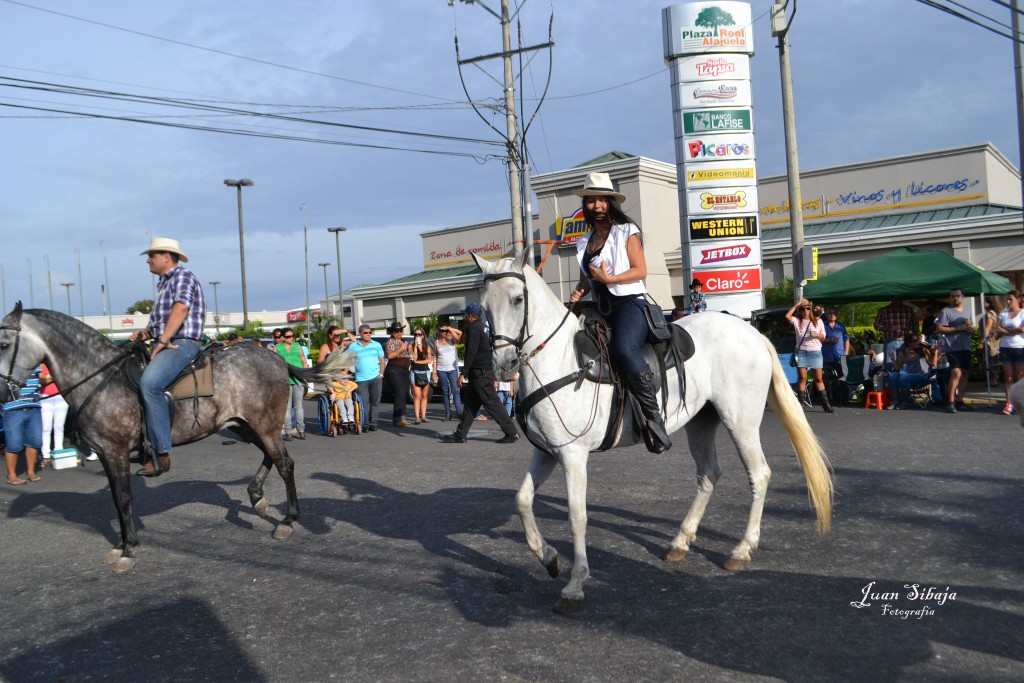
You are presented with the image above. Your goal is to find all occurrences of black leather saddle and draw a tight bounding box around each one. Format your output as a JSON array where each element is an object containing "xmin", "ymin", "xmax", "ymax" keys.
[{"xmin": 574, "ymin": 309, "xmax": 695, "ymax": 385}]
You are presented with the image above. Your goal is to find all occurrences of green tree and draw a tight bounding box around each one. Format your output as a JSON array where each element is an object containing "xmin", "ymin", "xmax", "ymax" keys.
[
  {"xmin": 407, "ymin": 312, "xmax": 439, "ymax": 339},
  {"xmin": 125, "ymin": 299, "xmax": 153, "ymax": 314},
  {"xmin": 695, "ymin": 6, "xmax": 735, "ymax": 29}
]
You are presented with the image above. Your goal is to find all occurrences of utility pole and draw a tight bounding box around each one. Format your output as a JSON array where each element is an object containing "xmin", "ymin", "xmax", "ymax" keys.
[
  {"xmin": 302, "ymin": 204, "xmax": 312, "ymax": 343},
  {"xmin": 455, "ymin": 0, "xmax": 553, "ymax": 260},
  {"xmin": 772, "ymin": 0, "xmax": 806, "ymax": 302},
  {"xmin": 1013, "ymin": 0, "xmax": 1024, "ymax": 244}
]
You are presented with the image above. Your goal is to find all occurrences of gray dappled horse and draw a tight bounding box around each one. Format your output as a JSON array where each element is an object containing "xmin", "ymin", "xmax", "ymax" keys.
[
  {"xmin": 474, "ymin": 253, "xmax": 833, "ymax": 613},
  {"xmin": 0, "ymin": 304, "xmax": 355, "ymax": 572}
]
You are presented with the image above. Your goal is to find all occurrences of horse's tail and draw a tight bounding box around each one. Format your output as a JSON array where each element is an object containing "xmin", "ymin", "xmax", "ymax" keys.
[
  {"xmin": 289, "ymin": 350, "xmax": 359, "ymax": 386},
  {"xmin": 762, "ymin": 334, "xmax": 834, "ymax": 534}
]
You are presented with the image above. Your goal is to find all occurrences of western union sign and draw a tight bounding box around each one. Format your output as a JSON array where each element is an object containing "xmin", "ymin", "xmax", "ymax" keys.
[{"xmin": 689, "ymin": 215, "xmax": 758, "ymax": 240}]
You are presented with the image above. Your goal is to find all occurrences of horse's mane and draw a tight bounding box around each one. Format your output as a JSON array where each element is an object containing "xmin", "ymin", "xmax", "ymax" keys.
[{"xmin": 25, "ymin": 308, "xmax": 121, "ymax": 353}]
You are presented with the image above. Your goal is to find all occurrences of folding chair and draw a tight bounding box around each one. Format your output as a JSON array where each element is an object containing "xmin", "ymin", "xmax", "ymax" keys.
[{"xmin": 842, "ymin": 355, "xmax": 869, "ymax": 405}]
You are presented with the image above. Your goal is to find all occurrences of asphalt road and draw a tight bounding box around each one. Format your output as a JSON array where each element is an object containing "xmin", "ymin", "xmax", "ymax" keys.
[{"xmin": 1, "ymin": 398, "xmax": 1022, "ymax": 682}]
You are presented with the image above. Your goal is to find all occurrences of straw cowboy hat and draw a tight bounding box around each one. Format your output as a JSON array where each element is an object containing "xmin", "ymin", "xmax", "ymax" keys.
[
  {"xmin": 573, "ymin": 171, "xmax": 626, "ymax": 204},
  {"xmin": 140, "ymin": 237, "xmax": 189, "ymax": 262}
]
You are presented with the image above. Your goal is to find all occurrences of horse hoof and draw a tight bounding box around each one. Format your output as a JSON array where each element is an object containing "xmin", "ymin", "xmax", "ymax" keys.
[
  {"xmin": 115, "ymin": 556, "xmax": 137, "ymax": 573},
  {"xmin": 553, "ymin": 597, "xmax": 583, "ymax": 614},
  {"xmin": 723, "ymin": 557, "xmax": 749, "ymax": 572},
  {"xmin": 103, "ymin": 548, "xmax": 121, "ymax": 565},
  {"xmin": 272, "ymin": 524, "xmax": 293, "ymax": 540},
  {"xmin": 253, "ymin": 498, "xmax": 268, "ymax": 518},
  {"xmin": 543, "ymin": 554, "xmax": 561, "ymax": 579},
  {"xmin": 663, "ymin": 547, "xmax": 688, "ymax": 563}
]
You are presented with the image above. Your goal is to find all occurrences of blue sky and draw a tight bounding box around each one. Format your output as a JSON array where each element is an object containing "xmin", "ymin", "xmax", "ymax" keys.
[{"xmin": 0, "ymin": 0, "xmax": 1017, "ymax": 316}]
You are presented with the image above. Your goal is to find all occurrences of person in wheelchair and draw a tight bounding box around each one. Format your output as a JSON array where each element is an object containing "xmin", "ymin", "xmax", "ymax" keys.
[
  {"xmin": 328, "ymin": 374, "xmax": 359, "ymax": 433},
  {"xmin": 888, "ymin": 334, "xmax": 940, "ymax": 410}
]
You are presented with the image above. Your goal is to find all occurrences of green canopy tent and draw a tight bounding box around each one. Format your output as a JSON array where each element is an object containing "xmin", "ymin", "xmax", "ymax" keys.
[
  {"xmin": 804, "ymin": 247, "xmax": 1012, "ymax": 405},
  {"xmin": 803, "ymin": 247, "xmax": 1012, "ymax": 303}
]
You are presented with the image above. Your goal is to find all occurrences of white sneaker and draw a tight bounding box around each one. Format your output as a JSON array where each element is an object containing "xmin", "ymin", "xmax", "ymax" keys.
[{"xmin": 86, "ymin": 453, "xmax": 99, "ymax": 461}]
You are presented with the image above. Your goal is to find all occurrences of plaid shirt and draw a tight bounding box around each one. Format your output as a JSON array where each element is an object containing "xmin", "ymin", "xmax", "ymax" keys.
[
  {"xmin": 874, "ymin": 303, "xmax": 916, "ymax": 340},
  {"xmin": 147, "ymin": 264, "xmax": 206, "ymax": 341}
]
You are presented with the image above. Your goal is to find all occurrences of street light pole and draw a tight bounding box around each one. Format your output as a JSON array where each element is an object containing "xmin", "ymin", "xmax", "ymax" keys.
[
  {"xmin": 318, "ymin": 262, "xmax": 331, "ymax": 319},
  {"xmin": 209, "ymin": 281, "xmax": 221, "ymax": 337},
  {"xmin": 327, "ymin": 226, "xmax": 347, "ymax": 326},
  {"xmin": 223, "ymin": 178, "xmax": 254, "ymax": 330},
  {"xmin": 101, "ymin": 240, "xmax": 112, "ymax": 332},
  {"xmin": 302, "ymin": 204, "xmax": 311, "ymax": 343},
  {"xmin": 60, "ymin": 282, "xmax": 73, "ymax": 315},
  {"xmin": 75, "ymin": 246, "xmax": 84, "ymax": 320},
  {"xmin": 45, "ymin": 253, "xmax": 54, "ymax": 309},
  {"xmin": 26, "ymin": 256, "xmax": 33, "ymax": 308}
]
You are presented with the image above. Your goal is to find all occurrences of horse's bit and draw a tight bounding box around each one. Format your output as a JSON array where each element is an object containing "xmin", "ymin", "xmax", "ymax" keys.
[{"xmin": 483, "ymin": 270, "xmax": 574, "ymax": 367}]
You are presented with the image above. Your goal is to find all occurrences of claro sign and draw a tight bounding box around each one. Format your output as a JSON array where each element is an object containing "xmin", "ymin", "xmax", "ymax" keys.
[{"xmin": 693, "ymin": 266, "xmax": 762, "ymax": 293}]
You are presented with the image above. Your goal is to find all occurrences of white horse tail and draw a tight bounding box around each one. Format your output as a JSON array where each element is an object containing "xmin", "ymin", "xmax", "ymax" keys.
[{"xmin": 761, "ymin": 334, "xmax": 834, "ymax": 534}]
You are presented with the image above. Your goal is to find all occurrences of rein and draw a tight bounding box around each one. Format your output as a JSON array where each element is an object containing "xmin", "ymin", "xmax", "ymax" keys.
[
  {"xmin": 484, "ymin": 269, "xmax": 605, "ymax": 444},
  {"xmin": 0, "ymin": 322, "xmax": 23, "ymax": 393}
]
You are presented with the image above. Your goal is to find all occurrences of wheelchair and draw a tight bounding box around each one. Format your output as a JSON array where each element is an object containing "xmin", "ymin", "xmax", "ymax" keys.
[{"xmin": 316, "ymin": 390, "xmax": 364, "ymax": 436}]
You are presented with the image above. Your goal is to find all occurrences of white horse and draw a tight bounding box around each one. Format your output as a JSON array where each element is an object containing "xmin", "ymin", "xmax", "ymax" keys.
[{"xmin": 473, "ymin": 252, "xmax": 833, "ymax": 612}]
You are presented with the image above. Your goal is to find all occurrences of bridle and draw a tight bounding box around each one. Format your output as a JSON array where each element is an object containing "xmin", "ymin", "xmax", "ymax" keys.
[
  {"xmin": 0, "ymin": 322, "xmax": 24, "ymax": 393},
  {"xmin": 482, "ymin": 269, "xmax": 575, "ymax": 367},
  {"xmin": 0, "ymin": 319, "xmax": 133, "ymax": 411}
]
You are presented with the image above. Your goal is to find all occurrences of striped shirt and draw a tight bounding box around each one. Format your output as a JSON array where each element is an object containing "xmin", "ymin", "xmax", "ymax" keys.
[
  {"xmin": 148, "ymin": 264, "xmax": 206, "ymax": 341},
  {"xmin": 2, "ymin": 367, "xmax": 42, "ymax": 412}
]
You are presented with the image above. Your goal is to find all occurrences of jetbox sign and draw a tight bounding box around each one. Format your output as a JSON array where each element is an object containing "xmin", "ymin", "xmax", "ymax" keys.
[
  {"xmin": 555, "ymin": 207, "xmax": 590, "ymax": 247},
  {"xmin": 692, "ymin": 266, "xmax": 762, "ymax": 293},
  {"xmin": 689, "ymin": 239, "xmax": 761, "ymax": 268},
  {"xmin": 663, "ymin": 2, "xmax": 754, "ymax": 56}
]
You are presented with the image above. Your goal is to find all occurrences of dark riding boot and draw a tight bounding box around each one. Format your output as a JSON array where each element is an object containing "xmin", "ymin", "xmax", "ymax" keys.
[
  {"xmin": 818, "ymin": 387, "xmax": 834, "ymax": 414},
  {"xmin": 135, "ymin": 453, "xmax": 171, "ymax": 477},
  {"xmin": 626, "ymin": 371, "xmax": 672, "ymax": 454}
]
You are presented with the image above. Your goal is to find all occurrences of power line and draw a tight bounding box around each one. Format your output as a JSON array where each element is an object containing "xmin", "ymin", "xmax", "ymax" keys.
[
  {"xmin": 912, "ymin": 0, "xmax": 1024, "ymax": 41},
  {"xmin": 0, "ymin": 76, "xmax": 504, "ymax": 146},
  {"xmin": 0, "ymin": 101, "xmax": 503, "ymax": 161},
  {"xmin": 1, "ymin": 0, "xmax": 464, "ymax": 103}
]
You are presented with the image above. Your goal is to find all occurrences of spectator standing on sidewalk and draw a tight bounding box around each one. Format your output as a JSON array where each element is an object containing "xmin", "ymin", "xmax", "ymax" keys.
[
  {"xmin": 935, "ymin": 287, "xmax": 975, "ymax": 413},
  {"xmin": 996, "ymin": 290, "xmax": 1024, "ymax": 415},
  {"xmin": 384, "ymin": 322, "xmax": 414, "ymax": 427},
  {"xmin": 276, "ymin": 327, "xmax": 309, "ymax": 439},
  {"xmin": 821, "ymin": 308, "xmax": 850, "ymax": 406},
  {"xmin": 351, "ymin": 324, "xmax": 386, "ymax": 431}
]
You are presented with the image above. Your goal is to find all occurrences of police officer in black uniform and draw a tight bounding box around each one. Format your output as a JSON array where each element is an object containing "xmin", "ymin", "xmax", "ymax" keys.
[{"xmin": 441, "ymin": 303, "xmax": 519, "ymax": 444}]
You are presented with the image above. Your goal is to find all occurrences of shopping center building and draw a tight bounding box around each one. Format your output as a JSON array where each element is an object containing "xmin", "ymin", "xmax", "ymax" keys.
[{"xmin": 346, "ymin": 143, "xmax": 1023, "ymax": 330}]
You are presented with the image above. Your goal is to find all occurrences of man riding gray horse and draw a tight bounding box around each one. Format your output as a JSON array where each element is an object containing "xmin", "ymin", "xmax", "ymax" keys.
[{"xmin": 128, "ymin": 237, "xmax": 205, "ymax": 477}]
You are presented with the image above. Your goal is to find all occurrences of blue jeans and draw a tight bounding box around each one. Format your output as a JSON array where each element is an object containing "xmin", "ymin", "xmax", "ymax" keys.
[
  {"xmin": 356, "ymin": 376, "xmax": 382, "ymax": 428},
  {"xmin": 140, "ymin": 339, "xmax": 200, "ymax": 455},
  {"xmin": 436, "ymin": 368, "xmax": 463, "ymax": 417},
  {"xmin": 609, "ymin": 299, "xmax": 649, "ymax": 376},
  {"xmin": 890, "ymin": 370, "xmax": 929, "ymax": 402},
  {"xmin": 496, "ymin": 390, "xmax": 513, "ymax": 416},
  {"xmin": 284, "ymin": 383, "xmax": 305, "ymax": 432}
]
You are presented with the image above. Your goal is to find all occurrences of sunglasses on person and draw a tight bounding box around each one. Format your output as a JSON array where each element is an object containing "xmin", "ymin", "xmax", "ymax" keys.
[
  {"xmin": 414, "ymin": 332, "xmax": 423, "ymax": 337},
  {"xmin": 332, "ymin": 334, "xmax": 342, "ymax": 339},
  {"xmin": 360, "ymin": 330, "xmax": 372, "ymax": 335},
  {"xmin": 284, "ymin": 334, "xmax": 294, "ymax": 339}
]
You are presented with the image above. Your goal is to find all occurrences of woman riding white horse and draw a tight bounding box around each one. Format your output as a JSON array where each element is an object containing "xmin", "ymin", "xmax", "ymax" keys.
[
  {"xmin": 473, "ymin": 251, "xmax": 833, "ymax": 613},
  {"xmin": 567, "ymin": 171, "xmax": 670, "ymax": 453}
]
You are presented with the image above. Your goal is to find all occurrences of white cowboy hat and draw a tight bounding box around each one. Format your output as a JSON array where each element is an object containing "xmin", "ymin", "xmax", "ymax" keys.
[
  {"xmin": 140, "ymin": 237, "xmax": 189, "ymax": 262},
  {"xmin": 573, "ymin": 171, "xmax": 625, "ymax": 204}
]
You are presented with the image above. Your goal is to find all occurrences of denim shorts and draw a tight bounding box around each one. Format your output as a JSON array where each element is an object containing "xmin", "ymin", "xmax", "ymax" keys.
[
  {"xmin": 795, "ymin": 349, "xmax": 823, "ymax": 369},
  {"xmin": 999, "ymin": 346, "xmax": 1024, "ymax": 364},
  {"xmin": 2, "ymin": 407, "xmax": 43, "ymax": 452}
]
